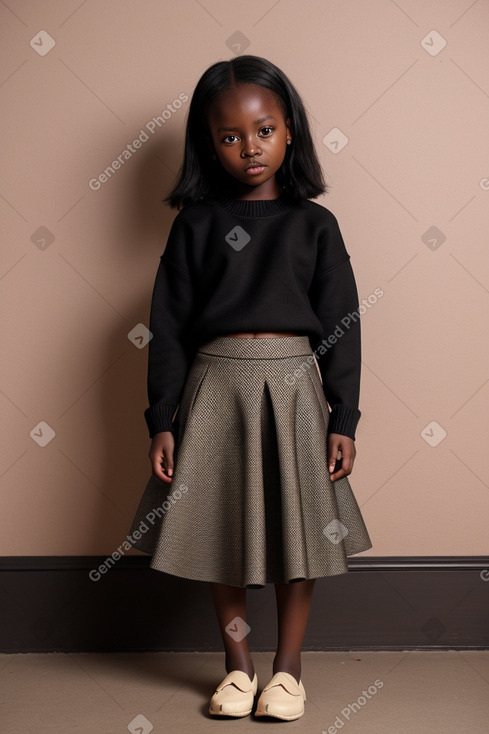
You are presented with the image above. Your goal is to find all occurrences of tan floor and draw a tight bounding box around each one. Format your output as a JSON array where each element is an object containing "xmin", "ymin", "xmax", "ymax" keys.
[{"xmin": 0, "ymin": 651, "xmax": 488, "ymax": 733}]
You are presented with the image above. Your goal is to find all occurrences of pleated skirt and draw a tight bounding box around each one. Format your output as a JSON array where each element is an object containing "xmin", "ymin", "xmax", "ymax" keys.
[{"xmin": 129, "ymin": 336, "xmax": 372, "ymax": 587}]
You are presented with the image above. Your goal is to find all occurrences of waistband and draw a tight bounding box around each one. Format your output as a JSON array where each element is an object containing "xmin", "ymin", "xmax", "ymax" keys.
[{"xmin": 197, "ymin": 335, "xmax": 313, "ymax": 359}]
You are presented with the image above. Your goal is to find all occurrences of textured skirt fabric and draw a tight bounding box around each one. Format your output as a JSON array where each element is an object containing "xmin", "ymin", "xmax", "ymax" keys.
[{"xmin": 129, "ymin": 336, "xmax": 372, "ymax": 587}]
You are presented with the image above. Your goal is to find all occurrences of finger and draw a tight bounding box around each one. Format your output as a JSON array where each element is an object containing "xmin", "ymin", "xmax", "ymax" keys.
[
  {"xmin": 163, "ymin": 448, "xmax": 174, "ymax": 477},
  {"xmin": 330, "ymin": 451, "xmax": 356, "ymax": 480},
  {"xmin": 329, "ymin": 458, "xmax": 346, "ymax": 482},
  {"xmin": 152, "ymin": 462, "xmax": 172, "ymax": 483},
  {"xmin": 150, "ymin": 453, "xmax": 173, "ymax": 483},
  {"xmin": 327, "ymin": 439, "xmax": 341, "ymax": 474},
  {"xmin": 330, "ymin": 467, "xmax": 348, "ymax": 481},
  {"xmin": 329, "ymin": 457, "xmax": 344, "ymax": 476}
]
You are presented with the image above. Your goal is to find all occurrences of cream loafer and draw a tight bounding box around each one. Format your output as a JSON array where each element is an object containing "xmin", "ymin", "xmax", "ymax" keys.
[
  {"xmin": 255, "ymin": 671, "xmax": 306, "ymax": 720},
  {"xmin": 209, "ymin": 670, "xmax": 258, "ymax": 717}
]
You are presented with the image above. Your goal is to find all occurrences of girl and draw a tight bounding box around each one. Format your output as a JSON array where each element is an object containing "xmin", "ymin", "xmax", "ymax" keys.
[{"xmin": 129, "ymin": 55, "xmax": 372, "ymax": 722}]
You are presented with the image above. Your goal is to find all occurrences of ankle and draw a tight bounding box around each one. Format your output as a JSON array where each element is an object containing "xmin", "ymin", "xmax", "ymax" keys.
[
  {"xmin": 273, "ymin": 667, "xmax": 301, "ymax": 685},
  {"xmin": 225, "ymin": 657, "xmax": 254, "ymax": 680},
  {"xmin": 272, "ymin": 657, "xmax": 301, "ymax": 684}
]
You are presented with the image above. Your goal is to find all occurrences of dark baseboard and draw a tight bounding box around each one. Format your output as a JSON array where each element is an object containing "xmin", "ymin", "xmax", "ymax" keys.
[{"xmin": 1, "ymin": 556, "xmax": 488, "ymax": 653}]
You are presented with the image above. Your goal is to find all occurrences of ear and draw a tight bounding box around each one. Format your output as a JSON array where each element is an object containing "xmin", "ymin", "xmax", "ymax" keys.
[{"xmin": 285, "ymin": 117, "xmax": 292, "ymax": 144}]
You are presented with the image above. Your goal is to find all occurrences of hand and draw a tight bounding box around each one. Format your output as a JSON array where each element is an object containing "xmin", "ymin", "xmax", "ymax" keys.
[
  {"xmin": 149, "ymin": 431, "xmax": 175, "ymax": 483},
  {"xmin": 327, "ymin": 432, "xmax": 356, "ymax": 481}
]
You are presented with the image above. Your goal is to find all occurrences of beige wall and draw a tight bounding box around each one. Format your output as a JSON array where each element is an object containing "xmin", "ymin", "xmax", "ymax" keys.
[{"xmin": 1, "ymin": 0, "xmax": 488, "ymax": 556}]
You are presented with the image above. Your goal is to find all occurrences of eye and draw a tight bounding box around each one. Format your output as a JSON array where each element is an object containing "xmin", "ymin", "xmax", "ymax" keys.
[
  {"xmin": 259, "ymin": 126, "xmax": 274, "ymax": 137},
  {"xmin": 222, "ymin": 134, "xmax": 239, "ymax": 144}
]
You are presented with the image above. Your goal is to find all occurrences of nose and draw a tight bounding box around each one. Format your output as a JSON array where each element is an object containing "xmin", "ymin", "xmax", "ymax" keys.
[{"xmin": 241, "ymin": 136, "xmax": 261, "ymax": 158}]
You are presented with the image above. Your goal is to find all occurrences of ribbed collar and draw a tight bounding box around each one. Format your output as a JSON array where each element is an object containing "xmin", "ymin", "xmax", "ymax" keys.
[{"xmin": 213, "ymin": 193, "xmax": 293, "ymax": 218}]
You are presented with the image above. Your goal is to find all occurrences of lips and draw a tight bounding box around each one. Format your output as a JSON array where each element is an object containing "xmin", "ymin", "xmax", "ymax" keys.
[{"xmin": 244, "ymin": 162, "xmax": 266, "ymax": 176}]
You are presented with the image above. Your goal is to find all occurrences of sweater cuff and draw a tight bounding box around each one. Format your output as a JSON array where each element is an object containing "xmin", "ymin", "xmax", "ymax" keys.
[
  {"xmin": 328, "ymin": 404, "xmax": 361, "ymax": 440},
  {"xmin": 144, "ymin": 403, "xmax": 178, "ymax": 437}
]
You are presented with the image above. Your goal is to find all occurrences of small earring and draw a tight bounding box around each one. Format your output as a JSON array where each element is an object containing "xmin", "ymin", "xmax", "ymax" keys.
[{"xmin": 286, "ymin": 139, "xmax": 291, "ymax": 145}]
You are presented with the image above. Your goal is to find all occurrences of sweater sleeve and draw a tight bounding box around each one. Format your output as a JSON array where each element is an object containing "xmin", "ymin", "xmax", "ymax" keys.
[
  {"xmin": 143, "ymin": 215, "xmax": 195, "ymax": 438},
  {"xmin": 308, "ymin": 213, "xmax": 362, "ymax": 440}
]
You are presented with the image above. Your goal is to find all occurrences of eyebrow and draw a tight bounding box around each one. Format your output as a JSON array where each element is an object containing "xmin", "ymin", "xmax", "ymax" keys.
[{"xmin": 217, "ymin": 115, "xmax": 277, "ymax": 132}]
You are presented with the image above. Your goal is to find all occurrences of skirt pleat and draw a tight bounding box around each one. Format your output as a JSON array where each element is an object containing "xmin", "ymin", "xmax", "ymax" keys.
[{"xmin": 129, "ymin": 336, "xmax": 372, "ymax": 587}]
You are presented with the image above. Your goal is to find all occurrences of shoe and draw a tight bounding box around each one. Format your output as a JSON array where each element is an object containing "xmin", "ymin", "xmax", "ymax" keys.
[
  {"xmin": 209, "ymin": 670, "xmax": 258, "ymax": 717},
  {"xmin": 254, "ymin": 671, "xmax": 306, "ymax": 720}
]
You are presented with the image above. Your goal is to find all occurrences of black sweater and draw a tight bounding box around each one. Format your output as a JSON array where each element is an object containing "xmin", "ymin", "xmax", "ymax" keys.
[{"xmin": 144, "ymin": 193, "xmax": 362, "ymax": 440}]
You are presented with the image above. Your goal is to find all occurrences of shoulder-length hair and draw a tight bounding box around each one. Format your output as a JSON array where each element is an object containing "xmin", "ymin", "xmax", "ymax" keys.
[{"xmin": 164, "ymin": 55, "xmax": 327, "ymax": 208}]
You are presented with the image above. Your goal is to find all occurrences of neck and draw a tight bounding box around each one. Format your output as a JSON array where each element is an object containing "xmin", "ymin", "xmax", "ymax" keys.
[{"xmin": 231, "ymin": 179, "xmax": 283, "ymax": 201}]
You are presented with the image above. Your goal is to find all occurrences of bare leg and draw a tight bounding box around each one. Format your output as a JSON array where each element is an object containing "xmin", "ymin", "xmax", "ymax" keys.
[
  {"xmin": 272, "ymin": 579, "xmax": 316, "ymax": 684},
  {"xmin": 209, "ymin": 582, "xmax": 255, "ymax": 680}
]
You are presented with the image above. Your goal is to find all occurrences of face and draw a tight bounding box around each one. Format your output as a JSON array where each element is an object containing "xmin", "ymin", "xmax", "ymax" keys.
[{"xmin": 205, "ymin": 83, "xmax": 291, "ymax": 199}]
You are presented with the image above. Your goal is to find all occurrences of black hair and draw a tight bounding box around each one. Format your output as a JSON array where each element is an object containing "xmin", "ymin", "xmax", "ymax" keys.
[{"xmin": 164, "ymin": 55, "xmax": 327, "ymax": 208}]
